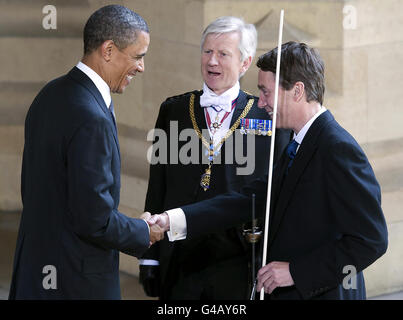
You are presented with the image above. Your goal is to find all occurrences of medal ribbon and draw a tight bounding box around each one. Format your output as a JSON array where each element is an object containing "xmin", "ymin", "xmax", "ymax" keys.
[{"xmin": 204, "ymin": 99, "xmax": 237, "ymax": 132}]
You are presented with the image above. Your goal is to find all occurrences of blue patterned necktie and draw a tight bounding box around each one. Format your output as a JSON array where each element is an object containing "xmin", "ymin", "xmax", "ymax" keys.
[{"xmin": 286, "ymin": 139, "xmax": 299, "ymax": 174}]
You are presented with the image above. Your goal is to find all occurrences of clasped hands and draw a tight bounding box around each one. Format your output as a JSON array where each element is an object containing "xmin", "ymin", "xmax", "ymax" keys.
[{"xmin": 140, "ymin": 212, "xmax": 170, "ymax": 246}]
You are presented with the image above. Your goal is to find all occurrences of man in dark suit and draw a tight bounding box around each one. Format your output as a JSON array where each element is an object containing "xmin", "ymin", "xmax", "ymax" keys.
[
  {"xmin": 149, "ymin": 42, "xmax": 388, "ymax": 299},
  {"xmin": 9, "ymin": 5, "xmax": 163, "ymax": 300},
  {"xmin": 139, "ymin": 16, "xmax": 290, "ymax": 300}
]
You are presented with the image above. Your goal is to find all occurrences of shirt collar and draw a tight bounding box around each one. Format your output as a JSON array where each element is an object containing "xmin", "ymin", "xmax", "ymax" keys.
[
  {"xmin": 201, "ymin": 81, "xmax": 240, "ymax": 112},
  {"xmin": 76, "ymin": 61, "xmax": 112, "ymax": 108},
  {"xmin": 294, "ymin": 106, "xmax": 327, "ymax": 146}
]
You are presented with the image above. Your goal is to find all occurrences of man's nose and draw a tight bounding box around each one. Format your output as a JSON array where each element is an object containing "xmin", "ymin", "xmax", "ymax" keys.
[
  {"xmin": 208, "ymin": 53, "xmax": 218, "ymax": 66},
  {"xmin": 137, "ymin": 58, "xmax": 145, "ymax": 73},
  {"xmin": 257, "ymin": 93, "xmax": 266, "ymax": 109}
]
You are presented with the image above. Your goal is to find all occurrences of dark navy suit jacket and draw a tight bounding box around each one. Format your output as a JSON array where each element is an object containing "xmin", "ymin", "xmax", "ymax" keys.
[
  {"xmin": 9, "ymin": 67, "xmax": 149, "ymax": 299},
  {"xmin": 181, "ymin": 110, "xmax": 388, "ymax": 299}
]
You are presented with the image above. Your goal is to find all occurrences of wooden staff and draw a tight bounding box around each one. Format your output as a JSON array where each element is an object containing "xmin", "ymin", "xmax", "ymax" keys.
[{"xmin": 260, "ymin": 9, "xmax": 285, "ymax": 301}]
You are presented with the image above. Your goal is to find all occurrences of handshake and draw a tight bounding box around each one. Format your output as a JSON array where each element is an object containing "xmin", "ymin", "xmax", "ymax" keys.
[{"xmin": 140, "ymin": 212, "xmax": 171, "ymax": 246}]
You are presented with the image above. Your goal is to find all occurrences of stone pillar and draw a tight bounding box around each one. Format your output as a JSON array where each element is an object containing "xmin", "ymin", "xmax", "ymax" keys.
[{"xmin": 0, "ymin": 0, "xmax": 92, "ymax": 211}]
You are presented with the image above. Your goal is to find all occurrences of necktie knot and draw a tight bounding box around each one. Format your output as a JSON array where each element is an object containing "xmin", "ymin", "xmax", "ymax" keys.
[
  {"xmin": 285, "ymin": 139, "xmax": 299, "ymax": 175},
  {"xmin": 286, "ymin": 139, "xmax": 299, "ymax": 160}
]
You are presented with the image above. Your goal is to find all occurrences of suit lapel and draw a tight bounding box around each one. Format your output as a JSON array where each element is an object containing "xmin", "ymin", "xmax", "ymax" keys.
[
  {"xmin": 190, "ymin": 91, "xmax": 209, "ymax": 186},
  {"xmin": 230, "ymin": 90, "xmax": 247, "ymax": 127},
  {"xmin": 108, "ymin": 102, "xmax": 121, "ymax": 159},
  {"xmin": 268, "ymin": 111, "xmax": 334, "ymax": 245},
  {"xmin": 270, "ymin": 150, "xmax": 289, "ymax": 210},
  {"xmin": 224, "ymin": 90, "xmax": 250, "ymax": 169},
  {"xmin": 68, "ymin": 67, "xmax": 120, "ymax": 159},
  {"xmin": 193, "ymin": 91, "xmax": 208, "ymax": 132}
]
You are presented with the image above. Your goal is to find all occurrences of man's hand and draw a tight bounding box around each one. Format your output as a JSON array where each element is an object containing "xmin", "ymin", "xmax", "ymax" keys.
[
  {"xmin": 140, "ymin": 211, "xmax": 152, "ymax": 221},
  {"xmin": 140, "ymin": 212, "xmax": 165, "ymax": 246},
  {"xmin": 257, "ymin": 261, "xmax": 294, "ymax": 294},
  {"xmin": 149, "ymin": 224, "xmax": 164, "ymax": 245},
  {"xmin": 147, "ymin": 212, "xmax": 170, "ymax": 232}
]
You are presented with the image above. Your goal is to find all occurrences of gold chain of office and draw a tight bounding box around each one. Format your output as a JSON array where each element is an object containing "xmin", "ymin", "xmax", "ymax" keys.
[
  {"xmin": 189, "ymin": 93, "xmax": 254, "ymax": 154},
  {"xmin": 189, "ymin": 93, "xmax": 254, "ymax": 191}
]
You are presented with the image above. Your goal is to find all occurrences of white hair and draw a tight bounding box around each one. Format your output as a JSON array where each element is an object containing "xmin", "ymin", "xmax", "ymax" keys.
[{"xmin": 201, "ymin": 16, "xmax": 257, "ymax": 62}]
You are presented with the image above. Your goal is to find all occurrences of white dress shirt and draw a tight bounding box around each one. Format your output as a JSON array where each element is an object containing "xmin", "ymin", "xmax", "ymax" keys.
[
  {"xmin": 76, "ymin": 61, "xmax": 112, "ymax": 109},
  {"xmin": 293, "ymin": 106, "xmax": 327, "ymax": 152},
  {"xmin": 200, "ymin": 81, "xmax": 240, "ymax": 149}
]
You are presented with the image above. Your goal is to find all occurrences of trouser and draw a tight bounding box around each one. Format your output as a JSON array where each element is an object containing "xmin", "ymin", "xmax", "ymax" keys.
[{"xmin": 168, "ymin": 255, "xmax": 249, "ymax": 300}]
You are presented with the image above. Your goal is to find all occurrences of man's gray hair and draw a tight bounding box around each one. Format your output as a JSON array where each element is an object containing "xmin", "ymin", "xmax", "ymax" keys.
[
  {"xmin": 83, "ymin": 5, "xmax": 149, "ymax": 55},
  {"xmin": 201, "ymin": 16, "xmax": 257, "ymax": 62}
]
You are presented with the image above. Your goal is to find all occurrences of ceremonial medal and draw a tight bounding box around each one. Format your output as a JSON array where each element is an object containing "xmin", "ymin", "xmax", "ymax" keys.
[
  {"xmin": 212, "ymin": 122, "xmax": 220, "ymax": 130},
  {"xmin": 200, "ymin": 138, "xmax": 214, "ymax": 191},
  {"xmin": 201, "ymin": 140, "xmax": 214, "ymax": 191},
  {"xmin": 205, "ymin": 106, "xmax": 233, "ymax": 135},
  {"xmin": 240, "ymin": 118, "xmax": 246, "ymax": 134},
  {"xmin": 267, "ymin": 119, "xmax": 273, "ymax": 136},
  {"xmin": 263, "ymin": 119, "xmax": 269, "ymax": 136},
  {"xmin": 259, "ymin": 120, "xmax": 267, "ymax": 136},
  {"xmin": 251, "ymin": 119, "xmax": 256, "ymax": 135},
  {"xmin": 240, "ymin": 118, "xmax": 272, "ymax": 136},
  {"xmin": 200, "ymin": 164, "xmax": 212, "ymax": 191},
  {"xmin": 257, "ymin": 120, "xmax": 263, "ymax": 135}
]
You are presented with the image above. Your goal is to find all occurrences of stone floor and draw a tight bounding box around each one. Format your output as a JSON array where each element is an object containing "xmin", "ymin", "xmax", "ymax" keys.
[{"xmin": 0, "ymin": 211, "xmax": 401, "ymax": 300}]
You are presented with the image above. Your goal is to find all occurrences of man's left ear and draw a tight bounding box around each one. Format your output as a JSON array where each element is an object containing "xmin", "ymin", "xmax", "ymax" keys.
[
  {"xmin": 294, "ymin": 82, "xmax": 305, "ymax": 102},
  {"xmin": 241, "ymin": 56, "xmax": 252, "ymax": 74},
  {"xmin": 101, "ymin": 40, "xmax": 115, "ymax": 62}
]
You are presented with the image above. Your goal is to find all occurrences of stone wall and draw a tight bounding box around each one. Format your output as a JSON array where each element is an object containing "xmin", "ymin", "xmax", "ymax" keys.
[{"xmin": 0, "ymin": 0, "xmax": 402, "ymax": 297}]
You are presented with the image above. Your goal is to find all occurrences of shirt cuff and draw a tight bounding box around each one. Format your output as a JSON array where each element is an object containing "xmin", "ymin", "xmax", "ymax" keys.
[
  {"xmin": 142, "ymin": 218, "xmax": 150, "ymax": 234},
  {"xmin": 139, "ymin": 259, "xmax": 160, "ymax": 266},
  {"xmin": 165, "ymin": 208, "xmax": 187, "ymax": 241}
]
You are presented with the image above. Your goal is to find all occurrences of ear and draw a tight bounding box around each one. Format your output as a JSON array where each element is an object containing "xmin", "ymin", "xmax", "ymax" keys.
[
  {"xmin": 293, "ymin": 81, "xmax": 305, "ymax": 102},
  {"xmin": 240, "ymin": 56, "xmax": 253, "ymax": 74},
  {"xmin": 100, "ymin": 40, "xmax": 115, "ymax": 62}
]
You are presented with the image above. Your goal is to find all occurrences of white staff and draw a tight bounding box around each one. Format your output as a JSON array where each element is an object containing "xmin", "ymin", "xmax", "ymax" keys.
[{"xmin": 260, "ymin": 9, "xmax": 285, "ymax": 301}]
